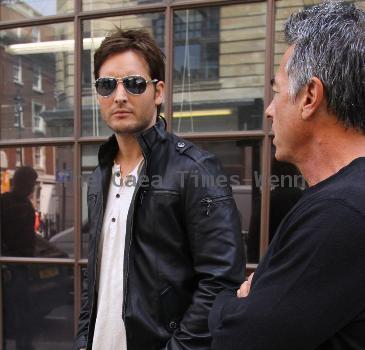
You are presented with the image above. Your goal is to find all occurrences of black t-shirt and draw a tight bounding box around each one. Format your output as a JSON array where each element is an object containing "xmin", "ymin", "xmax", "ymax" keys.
[{"xmin": 209, "ymin": 157, "xmax": 365, "ymax": 350}]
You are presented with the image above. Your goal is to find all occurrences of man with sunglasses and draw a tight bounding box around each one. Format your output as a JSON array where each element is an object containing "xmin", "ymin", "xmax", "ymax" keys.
[{"xmin": 75, "ymin": 28, "xmax": 244, "ymax": 350}]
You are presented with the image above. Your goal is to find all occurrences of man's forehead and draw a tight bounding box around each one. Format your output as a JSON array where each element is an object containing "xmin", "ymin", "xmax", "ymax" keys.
[
  {"xmin": 99, "ymin": 51, "xmax": 149, "ymax": 75},
  {"xmin": 273, "ymin": 46, "xmax": 294, "ymax": 85},
  {"xmin": 280, "ymin": 46, "xmax": 294, "ymax": 71}
]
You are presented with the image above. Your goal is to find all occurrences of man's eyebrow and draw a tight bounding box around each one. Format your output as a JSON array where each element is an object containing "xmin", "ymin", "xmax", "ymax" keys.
[{"xmin": 270, "ymin": 78, "xmax": 276, "ymax": 87}]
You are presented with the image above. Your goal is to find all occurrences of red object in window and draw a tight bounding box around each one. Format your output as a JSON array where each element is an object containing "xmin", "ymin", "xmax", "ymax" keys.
[{"xmin": 34, "ymin": 211, "xmax": 40, "ymax": 232}]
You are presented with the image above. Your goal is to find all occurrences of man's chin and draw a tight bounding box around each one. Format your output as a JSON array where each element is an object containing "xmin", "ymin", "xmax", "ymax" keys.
[
  {"xmin": 108, "ymin": 122, "xmax": 152, "ymax": 136},
  {"xmin": 273, "ymin": 146, "xmax": 283, "ymax": 161},
  {"xmin": 274, "ymin": 149, "xmax": 294, "ymax": 165}
]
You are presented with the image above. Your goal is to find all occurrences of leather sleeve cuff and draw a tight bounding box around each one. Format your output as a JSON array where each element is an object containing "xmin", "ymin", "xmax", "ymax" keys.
[{"xmin": 74, "ymin": 335, "xmax": 87, "ymax": 350}]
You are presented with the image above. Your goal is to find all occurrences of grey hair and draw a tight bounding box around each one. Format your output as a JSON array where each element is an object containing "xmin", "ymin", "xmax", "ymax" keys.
[{"xmin": 284, "ymin": 1, "xmax": 365, "ymax": 131}]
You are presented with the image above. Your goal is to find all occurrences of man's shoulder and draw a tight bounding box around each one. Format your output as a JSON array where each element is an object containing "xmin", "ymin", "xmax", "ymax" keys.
[
  {"xmin": 277, "ymin": 160, "xmax": 365, "ymax": 240},
  {"xmin": 166, "ymin": 132, "xmax": 217, "ymax": 165},
  {"xmin": 0, "ymin": 192, "xmax": 11, "ymax": 200},
  {"xmin": 0, "ymin": 191, "xmax": 18, "ymax": 206},
  {"xmin": 312, "ymin": 158, "xmax": 365, "ymax": 217}
]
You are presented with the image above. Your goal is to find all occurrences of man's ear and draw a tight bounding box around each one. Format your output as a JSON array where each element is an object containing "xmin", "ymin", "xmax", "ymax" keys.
[
  {"xmin": 154, "ymin": 81, "xmax": 165, "ymax": 106},
  {"xmin": 301, "ymin": 77, "xmax": 325, "ymax": 120}
]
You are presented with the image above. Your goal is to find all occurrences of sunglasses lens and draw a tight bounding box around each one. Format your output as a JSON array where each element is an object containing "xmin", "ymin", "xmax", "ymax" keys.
[
  {"xmin": 124, "ymin": 76, "xmax": 147, "ymax": 94},
  {"xmin": 95, "ymin": 78, "xmax": 117, "ymax": 96}
]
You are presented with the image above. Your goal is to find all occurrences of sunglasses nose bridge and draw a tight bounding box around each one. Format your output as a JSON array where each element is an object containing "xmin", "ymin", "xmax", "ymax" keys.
[
  {"xmin": 115, "ymin": 78, "xmax": 124, "ymax": 86},
  {"xmin": 112, "ymin": 78, "xmax": 129, "ymax": 100}
]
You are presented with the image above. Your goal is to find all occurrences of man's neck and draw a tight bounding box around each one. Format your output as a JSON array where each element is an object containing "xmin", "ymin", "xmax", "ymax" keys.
[
  {"xmin": 296, "ymin": 129, "xmax": 365, "ymax": 187},
  {"xmin": 114, "ymin": 134, "xmax": 143, "ymax": 168}
]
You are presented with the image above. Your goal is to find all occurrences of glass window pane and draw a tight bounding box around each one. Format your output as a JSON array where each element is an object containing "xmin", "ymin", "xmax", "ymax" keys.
[
  {"xmin": 0, "ymin": 146, "xmax": 74, "ymax": 258},
  {"xmin": 0, "ymin": 23, "xmax": 74, "ymax": 139},
  {"xmin": 193, "ymin": 140, "xmax": 262, "ymax": 264},
  {"xmin": 81, "ymin": 143, "xmax": 101, "ymax": 258},
  {"xmin": 2, "ymin": 263, "xmax": 74, "ymax": 349},
  {"xmin": 82, "ymin": 0, "xmax": 164, "ymax": 11},
  {"xmin": 173, "ymin": 4, "xmax": 266, "ymax": 133},
  {"xmin": 0, "ymin": 0, "xmax": 73, "ymax": 21},
  {"xmin": 81, "ymin": 14, "xmax": 165, "ymax": 136}
]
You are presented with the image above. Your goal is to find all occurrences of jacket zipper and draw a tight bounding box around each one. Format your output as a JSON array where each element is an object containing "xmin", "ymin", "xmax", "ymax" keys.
[{"xmin": 201, "ymin": 195, "xmax": 232, "ymax": 216}]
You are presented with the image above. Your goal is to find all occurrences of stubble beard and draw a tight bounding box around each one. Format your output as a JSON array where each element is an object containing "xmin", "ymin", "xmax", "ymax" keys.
[{"xmin": 105, "ymin": 114, "xmax": 156, "ymax": 136}]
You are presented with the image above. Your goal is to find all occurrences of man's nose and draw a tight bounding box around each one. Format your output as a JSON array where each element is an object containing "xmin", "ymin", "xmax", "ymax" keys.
[
  {"xmin": 265, "ymin": 101, "xmax": 273, "ymax": 119},
  {"xmin": 113, "ymin": 82, "xmax": 128, "ymax": 103}
]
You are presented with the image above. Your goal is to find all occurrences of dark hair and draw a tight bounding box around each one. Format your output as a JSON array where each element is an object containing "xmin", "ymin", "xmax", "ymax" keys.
[
  {"xmin": 13, "ymin": 166, "xmax": 38, "ymax": 195},
  {"xmin": 94, "ymin": 28, "xmax": 165, "ymax": 114},
  {"xmin": 284, "ymin": 1, "xmax": 365, "ymax": 132},
  {"xmin": 13, "ymin": 166, "xmax": 37, "ymax": 185}
]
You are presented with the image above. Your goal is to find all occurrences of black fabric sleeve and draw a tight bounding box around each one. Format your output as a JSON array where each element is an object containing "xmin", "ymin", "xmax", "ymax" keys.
[
  {"xmin": 165, "ymin": 153, "xmax": 246, "ymax": 350},
  {"xmin": 209, "ymin": 199, "xmax": 365, "ymax": 350},
  {"xmin": 74, "ymin": 174, "xmax": 96, "ymax": 350},
  {"xmin": 74, "ymin": 267, "xmax": 89, "ymax": 350}
]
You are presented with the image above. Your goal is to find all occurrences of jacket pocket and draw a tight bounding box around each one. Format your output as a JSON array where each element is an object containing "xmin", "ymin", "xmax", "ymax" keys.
[
  {"xmin": 141, "ymin": 189, "xmax": 180, "ymax": 206},
  {"xmin": 151, "ymin": 189, "xmax": 180, "ymax": 197},
  {"xmin": 200, "ymin": 195, "xmax": 233, "ymax": 216}
]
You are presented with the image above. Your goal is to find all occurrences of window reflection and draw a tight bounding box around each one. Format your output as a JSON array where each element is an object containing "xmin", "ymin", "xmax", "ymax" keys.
[
  {"xmin": 173, "ymin": 4, "xmax": 266, "ymax": 133},
  {"xmin": 0, "ymin": 1, "xmax": 74, "ymax": 21},
  {"xmin": 0, "ymin": 22, "xmax": 74, "ymax": 139},
  {"xmin": 82, "ymin": 0, "xmax": 162, "ymax": 11},
  {"xmin": 0, "ymin": 146, "xmax": 74, "ymax": 258},
  {"xmin": 2, "ymin": 263, "xmax": 74, "ymax": 349},
  {"xmin": 173, "ymin": 8, "xmax": 219, "ymax": 83}
]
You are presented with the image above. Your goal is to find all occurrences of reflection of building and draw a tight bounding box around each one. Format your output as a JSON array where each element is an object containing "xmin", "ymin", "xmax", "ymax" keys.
[
  {"xmin": 0, "ymin": 2, "xmax": 74, "ymax": 239},
  {"xmin": 0, "ymin": 3, "xmax": 75, "ymax": 139},
  {"xmin": 171, "ymin": 4, "xmax": 266, "ymax": 132},
  {"xmin": 0, "ymin": 4, "xmax": 57, "ymax": 139}
]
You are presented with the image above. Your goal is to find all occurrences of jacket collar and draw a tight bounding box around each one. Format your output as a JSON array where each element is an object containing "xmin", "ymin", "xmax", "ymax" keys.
[{"xmin": 98, "ymin": 116, "xmax": 167, "ymax": 167}]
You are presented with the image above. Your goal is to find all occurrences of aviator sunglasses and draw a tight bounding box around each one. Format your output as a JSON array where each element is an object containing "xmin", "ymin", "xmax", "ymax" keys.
[{"xmin": 95, "ymin": 75, "xmax": 158, "ymax": 97}]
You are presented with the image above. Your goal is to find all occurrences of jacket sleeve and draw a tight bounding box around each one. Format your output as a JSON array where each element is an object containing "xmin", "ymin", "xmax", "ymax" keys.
[
  {"xmin": 164, "ymin": 153, "xmax": 246, "ymax": 350},
  {"xmin": 74, "ymin": 173, "xmax": 97, "ymax": 350},
  {"xmin": 74, "ymin": 268, "xmax": 90, "ymax": 350},
  {"xmin": 209, "ymin": 200, "xmax": 365, "ymax": 350}
]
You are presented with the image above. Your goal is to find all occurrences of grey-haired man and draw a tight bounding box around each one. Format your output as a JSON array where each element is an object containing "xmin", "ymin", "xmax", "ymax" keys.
[{"xmin": 209, "ymin": 2, "xmax": 365, "ymax": 349}]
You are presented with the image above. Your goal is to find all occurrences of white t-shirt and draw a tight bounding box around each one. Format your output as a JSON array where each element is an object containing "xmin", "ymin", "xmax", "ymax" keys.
[{"xmin": 92, "ymin": 160, "xmax": 143, "ymax": 350}]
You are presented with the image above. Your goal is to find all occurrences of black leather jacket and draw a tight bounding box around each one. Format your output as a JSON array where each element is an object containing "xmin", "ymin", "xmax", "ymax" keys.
[{"xmin": 75, "ymin": 119, "xmax": 245, "ymax": 350}]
